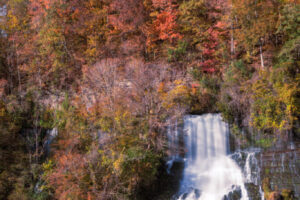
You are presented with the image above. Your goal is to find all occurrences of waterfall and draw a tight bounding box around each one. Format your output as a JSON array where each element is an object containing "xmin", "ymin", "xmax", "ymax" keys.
[
  {"xmin": 244, "ymin": 152, "xmax": 260, "ymax": 185},
  {"xmin": 166, "ymin": 120, "xmax": 179, "ymax": 174},
  {"xmin": 177, "ymin": 114, "xmax": 249, "ymax": 200},
  {"xmin": 45, "ymin": 128, "xmax": 58, "ymax": 155},
  {"xmin": 166, "ymin": 114, "xmax": 300, "ymax": 200}
]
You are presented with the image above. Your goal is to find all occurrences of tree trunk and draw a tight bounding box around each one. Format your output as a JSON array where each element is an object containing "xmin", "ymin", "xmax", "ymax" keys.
[
  {"xmin": 17, "ymin": 65, "xmax": 21, "ymax": 93},
  {"xmin": 35, "ymin": 127, "xmax": 39, "ymax": 163},
  {"xmin": 259, "ymin": 40, "xmax": 264, "ymax": 69},
  {"xmin": 230, "ymin": 19, "xmax": 235, "ymax": 56}
]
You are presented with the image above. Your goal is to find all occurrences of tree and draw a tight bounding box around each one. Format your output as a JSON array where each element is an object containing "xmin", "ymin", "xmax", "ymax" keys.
[
  {"xmin": 143, "ymin": 0, "xmax": 181, "ymax": 56},
  {"xmin": 231, "ymin": 0, "xmax": 279, "ymax": 68},
  {"xmin": 178, "ymin": 0, "xmax": 228, "ymax": 72},
  {"xmin": 275, "ymin": 3, "xmax": 300, "ymax": 76},
  {"xmin": 250, "ymin": 69, "xmax": 298, "ymax": 136}
]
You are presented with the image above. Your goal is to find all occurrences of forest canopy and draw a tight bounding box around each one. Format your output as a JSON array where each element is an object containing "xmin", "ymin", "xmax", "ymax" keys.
[{"xmin": 0, "ymin": 0, "xmax": 299, "ymax": 199}]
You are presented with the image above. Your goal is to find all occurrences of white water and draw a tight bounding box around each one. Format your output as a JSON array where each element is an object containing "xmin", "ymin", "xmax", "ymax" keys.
[
  {"xmin": 166, "ymin": 120, "xmax": 180, "ymax": 174},
  {"xmin": 244, "ymin": 152, "xmax": 260, "ymax": 185},
  {"xmin": 45, "ymin": 128, "xmax": 58, "ymax": 155},
  {"xmin": 177, "ymin": 114, "xmax": 249, "ymax": 200}
]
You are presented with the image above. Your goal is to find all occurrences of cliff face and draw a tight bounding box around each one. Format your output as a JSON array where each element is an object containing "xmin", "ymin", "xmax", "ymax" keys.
[
  {"xmin": 239, "ymin": 142, "xmax": 300, "ymax": 200},
  {"xmin": 226, "ymin": 131, "xmax": 300, "ymax": 200},
  {"xmin": 261, "ymin": 146, "xmax": 300, "ymax": 199}
]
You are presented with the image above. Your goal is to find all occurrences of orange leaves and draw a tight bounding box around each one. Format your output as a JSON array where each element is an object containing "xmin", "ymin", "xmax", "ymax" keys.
[
  {"xmin": 157, "ymin": 81, "xmax": 165, "ymax": 94},
  {"xmin": 47, "ymin": 152, "xmax": 87, "ymax": 200},
  {"xmin": 42, "ymin": 0, "xmax": 51, "ymax": 10},
  {"xmin": 9, "ymin": 0, "xmax": 110, "ymax": 88},
  {"xmin": 65, "ymin": 153, "xmax": 85, "ymax": 169},
  {"xmin": 144, "ymin": 0, "xmax": 181, "ymax": 51},
  {"xmin": 191, "ymin": 83, "xmax": 200, "ymax": 95},
  {"xmin": 154, "ymin": 10, "xmax": 181, "ymax": 41},
  {"xmin": 214, "ymin": 21, "xmax": 227, "ymax": 31}
]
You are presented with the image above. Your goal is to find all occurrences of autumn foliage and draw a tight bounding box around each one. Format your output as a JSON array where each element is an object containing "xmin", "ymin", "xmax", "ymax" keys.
[
  {"xmin": 143, "ymin": 0, "xmax": 181, "ymax": 53},
  {"xmin": 0, "ymin": 0, "xmax": 299, "ymax": 199}
]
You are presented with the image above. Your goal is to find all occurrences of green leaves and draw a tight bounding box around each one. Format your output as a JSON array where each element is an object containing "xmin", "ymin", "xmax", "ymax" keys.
[
  {"xmin": 224, "ymin": 60, "xmax": 253, "ymax": 84},
  {"xmin": 167, "ymin": 40, "xmax": 188, "ymax": 62},
  {"xmin": 277, "ymin": 4, "xmax": 300, "ymax": 41},
  {"xmin": 232, "ymin": 0, "xmax": 278, "ymax": 56}
]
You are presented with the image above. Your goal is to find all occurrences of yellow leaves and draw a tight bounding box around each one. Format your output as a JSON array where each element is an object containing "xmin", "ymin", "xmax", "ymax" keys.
[
  {"xmin": 160, "ymin": 79, "xmax": 190, "ymax": 109},
  {"xmin": 5, "ymin": 0, "xmax": 30, "ymax": 32},
  {"xmin": 278, "ymin": 120, "xmax": 287, "ymax": 130},
  {"xmin": 113, "ymin": 154, "xmax": 124, "ymax": 175},
  {"xmin": 85, "ymin": 48, "xmax": 97, "ymax": 59},
  {"xmin": 114, "ymin": 110, "xmax": 130, "ymax": 127},
  {"xmin": 7, "ymin": 12, "xmax": 18, "ymax": 30},
  {"xmin": 244, "ymin": 51, "xmax": 252, "ymax": 63},
  {"xmin": 99, "ymin": 151, "xmax": 113, "ymax": 167},
  {"xmin": 174, "ymin": 79, "xmax": 183, "ymax": 85},
  {"xmin": 250, "ymin": 68, "xmax": 297, "ymax": 133},
  {"xmin": 43, "ymin": 160, "xmax": 54, "ymax": 171},
  {"xmin": 281, "ymin": 0, "xmax": 296, "ymax": 3},
  {"xmin": 150, "ymin": 11, "xmax": 159, "ymax": 17}
]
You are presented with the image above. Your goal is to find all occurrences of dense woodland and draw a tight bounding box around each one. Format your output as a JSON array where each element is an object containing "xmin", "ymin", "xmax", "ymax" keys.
[{"xmin": 0, "ymin": 0, "xmax": 299, "ymax": 199}]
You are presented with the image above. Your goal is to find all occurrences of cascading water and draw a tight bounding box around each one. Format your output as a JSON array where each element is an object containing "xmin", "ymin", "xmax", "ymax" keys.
[
  {"xmin": 44, "ymin": 128, "xmax": 58, "ymax": 156},
  {"xmin": 165, "ymin": 114, "xmax": 300, "ymax": 200},
  {"xmin": 177, "ymin": 114, "xmax": 249, "ymax": 200},
  {"xmin": 167, "ymin": 120, "xmax": 180, "ymax": 174}
]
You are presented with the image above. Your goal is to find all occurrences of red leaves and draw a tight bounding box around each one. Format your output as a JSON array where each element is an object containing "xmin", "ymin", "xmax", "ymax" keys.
[
  {"xmin": 154, "ymin": 10, "xmax": 181, "ymax": 41},
  {"xmin": 47, "ymin": 152, "xmax": 87, "ymax": 200},
  {"xmin": 198, "ymin": 18, "xmax": 228, "ymax": 73},
  {"xmin": 145, "ymin": 0, "xmax": 181, "ymax": 49},
  {"xmin": 199, "ymin": 30, "xmax": 220, "ymax": 73}
]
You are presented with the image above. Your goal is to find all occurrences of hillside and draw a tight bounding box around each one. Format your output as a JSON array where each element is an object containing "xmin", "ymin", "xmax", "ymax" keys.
[{"xmin": 0, "ymin": 0, "xmax": 299, "ymax": 199}]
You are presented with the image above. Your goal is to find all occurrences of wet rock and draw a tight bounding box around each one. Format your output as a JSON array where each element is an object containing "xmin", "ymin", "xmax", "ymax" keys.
[
  {"xmin": 268, "ymin": 191, "xmax": 282, "ymax": 200},
  {"xmin": 281, "ymin": 189, "xmax": 295, "ymax": 200},
  {"xmin": 180, "ymin": 192, "xmax": 189, "ymax": 199},
  {"xmin": 223, "ymin": 186, "xmax": 242, "ymax": 200},
  {"xmin": 245, "ymin": 183, "xmax": 261, "ymax": 200},
  {"xmin": 177, "ymin": 189, "xmax": 201, "ymax": 200},
  {"xmin": 261, "ymin": 148, "xmax": 300, "ymax": 199},
  {"xmin": 194, "ymin": 189, "xmax": 201, "ymax": 199}
]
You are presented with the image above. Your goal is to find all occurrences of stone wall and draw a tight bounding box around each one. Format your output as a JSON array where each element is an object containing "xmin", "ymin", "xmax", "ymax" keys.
[{"xmin": 260, "ymin": 148, "xmax": 300, "ymax": 199}]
